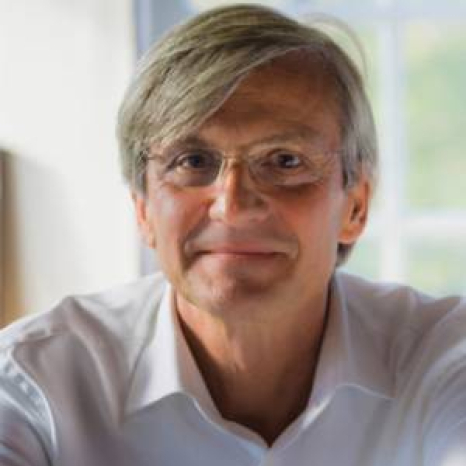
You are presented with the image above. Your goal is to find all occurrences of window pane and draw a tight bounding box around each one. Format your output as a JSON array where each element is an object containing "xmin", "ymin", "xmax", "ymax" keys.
[
  {"xmin": 407, "ymin": 239, "xmax": 466, "ymax": 295},
  {"xmin": 406, "ymin": 23, "xmax": 466, "ymax": 210}
]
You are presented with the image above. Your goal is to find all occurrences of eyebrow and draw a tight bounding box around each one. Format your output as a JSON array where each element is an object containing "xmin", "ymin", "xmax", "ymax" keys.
[{"xmin": 163, "ymin": 126, "xmax": 325, "ymax": 156}]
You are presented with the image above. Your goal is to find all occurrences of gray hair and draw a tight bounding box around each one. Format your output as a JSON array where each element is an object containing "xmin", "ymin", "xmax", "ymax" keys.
[{"xmin": 116, "ymin": 3, "xmax": 378, "ymax": 264}]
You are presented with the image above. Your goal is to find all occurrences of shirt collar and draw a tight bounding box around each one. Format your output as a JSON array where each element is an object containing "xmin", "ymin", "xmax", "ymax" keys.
[
  {"xmin": 125, "ymin": 283, "xmax": 217, "ymax": 416},
  {"xmin": 126, "ymin": 272, "xmax": 394, "ymax": 417},
  {"xmin": 309, "ymin": 272, "xmax": 394, "ymax": 408}
]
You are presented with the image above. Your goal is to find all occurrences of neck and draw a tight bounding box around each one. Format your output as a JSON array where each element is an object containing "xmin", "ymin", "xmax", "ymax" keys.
[{"xmin": 176, "ymin": 291, "xmax": 329, "ymax": 445}]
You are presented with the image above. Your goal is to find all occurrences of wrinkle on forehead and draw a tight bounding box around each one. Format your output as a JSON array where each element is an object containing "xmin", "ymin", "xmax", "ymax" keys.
[
  {"xmin": 194, "ymin": 52, "xmax": 342, "ymax": 153},
  {"xmin": 208, "ymin": 51, "xmax": 341, "ymax": 122},
  {"xmin": 235, "ymin": 50, "xmax": 339, "ymax": 102},
  {"xmin": 164, "ymin": 126, "xmax": 326, "ymax": 153}
]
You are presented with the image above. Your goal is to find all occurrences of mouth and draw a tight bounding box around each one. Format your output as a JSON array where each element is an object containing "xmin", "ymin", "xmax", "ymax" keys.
[
  {"xmin": 205, "ymin": 246, "xmax": 280, "ymax": 255},
  {"xmin": 195, "ymin": 246, "xmax": 285, "ymax": 263},
  {"xmin": 185, "ymin": 230, "xmax": 297, "ymax": 262},
  {"xmin": 201, "ymin": 252, "xmax": 281, "ymax": 260},
  {"xmin": 198, "ymin": 241, "xmax": 284, "ymax": 255}
]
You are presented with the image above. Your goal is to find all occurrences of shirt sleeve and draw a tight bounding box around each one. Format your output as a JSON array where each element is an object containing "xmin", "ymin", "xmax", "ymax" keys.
[{"xmin": 0, "ymin": 352, "xmax": 53, "ymax": 466}]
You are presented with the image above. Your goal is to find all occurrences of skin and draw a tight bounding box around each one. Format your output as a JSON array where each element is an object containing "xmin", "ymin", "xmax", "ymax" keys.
[{"xmin": 133, "ymin": 53, "xmax": 370, "ymax": 445}]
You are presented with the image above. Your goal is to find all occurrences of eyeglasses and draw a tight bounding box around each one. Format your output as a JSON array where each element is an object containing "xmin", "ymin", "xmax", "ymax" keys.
[{"xmin": 144, "ymin": 147, "xmax": 338, "ymax": 189}]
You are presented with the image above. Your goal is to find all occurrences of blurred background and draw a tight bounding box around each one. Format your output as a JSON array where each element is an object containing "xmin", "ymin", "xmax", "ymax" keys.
[{"xmin": 1, "ymin": 0, "xmax": 465, "ymax": 325}]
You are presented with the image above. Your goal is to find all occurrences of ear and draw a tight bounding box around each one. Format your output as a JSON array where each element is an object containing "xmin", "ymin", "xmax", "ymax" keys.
[
  {"xmin": 131, "ymin": 191, "xmax": 157, "ymax": 249},
  {"xmin": 338, "ymin": 177, "xmax": 370, "ymax": 245}
]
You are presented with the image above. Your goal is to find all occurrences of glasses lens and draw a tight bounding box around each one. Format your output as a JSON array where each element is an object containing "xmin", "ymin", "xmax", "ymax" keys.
[
  {"xmin": 163, "ymin": 152, "xmax": 221, "ymax": 187},
  {"xmin": 251, "ymin": 151, "xmax": 335, "ymax": 187},
  {"xmin": 154, "ymin": 149, "xmax": 336, "ymax": 188}
]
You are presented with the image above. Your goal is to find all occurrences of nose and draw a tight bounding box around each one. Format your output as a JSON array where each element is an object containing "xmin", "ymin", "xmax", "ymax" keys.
[{"xmin": 208, "ymin": 160, "xmax": 270, "ymax": 226}]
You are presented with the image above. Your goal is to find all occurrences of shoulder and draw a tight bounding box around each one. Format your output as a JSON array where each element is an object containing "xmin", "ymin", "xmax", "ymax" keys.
[
  {"xmin": 337, "ymin": 273, "xmax": 466, "ymax": 396},
  {"xmin": 336, "ymin": 272, "xmax": 466, "ymax": 454},
  {"xmin": 0, "ymin": 272, "xmax": 168, "ymax": 354},
  {"xmin": 0, "ymin": 272, "xmax": 168, "ymax": 416},
  {"xmin": 0, "ymin": 272, "xmax": 169, "ymax": 456},
  {"xmin": 336, "ymin": 271, "xmax": 466, "ymax": 380},
  {"xmin": 336, "ymin": 271, "xmax": 466, "ymax": 338}
]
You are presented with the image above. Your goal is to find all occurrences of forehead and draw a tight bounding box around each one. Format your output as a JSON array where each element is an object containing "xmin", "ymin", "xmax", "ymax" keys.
[{"xmin": 198, "ymin": 52, "xmax": 342, "ymax": 148}]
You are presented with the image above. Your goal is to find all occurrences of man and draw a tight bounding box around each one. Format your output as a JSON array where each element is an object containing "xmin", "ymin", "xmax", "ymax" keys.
[{"xmin": 1, "ymin": 4, "xmax": 465, "ymax": 466}]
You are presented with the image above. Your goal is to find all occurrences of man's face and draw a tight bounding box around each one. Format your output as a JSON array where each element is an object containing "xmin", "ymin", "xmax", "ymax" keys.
[{"xmin": 134, "ymin": 55, "xmax": 369, "ymax": 318}]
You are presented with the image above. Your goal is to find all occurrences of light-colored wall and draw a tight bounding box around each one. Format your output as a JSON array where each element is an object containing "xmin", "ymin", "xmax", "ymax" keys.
[{"xmin": 0, "ymin": 0, "xmax": 139, "ymax": 325}]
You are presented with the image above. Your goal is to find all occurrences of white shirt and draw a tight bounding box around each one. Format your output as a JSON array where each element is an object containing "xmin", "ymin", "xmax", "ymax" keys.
[{"xmin": 1, "ymin": 272, "xmax": 466, "ymax": 466}]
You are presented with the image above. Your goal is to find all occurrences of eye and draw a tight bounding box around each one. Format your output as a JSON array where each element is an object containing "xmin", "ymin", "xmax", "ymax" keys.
[
  {"xmin": 176, "ymin": 152, "xmax": 212, "ymax": 170},
  {"xmin": 265, "ymin": 152, "xmax": 305, "ymax": 171},
  {"xmin": 161, "ymin": 150, "xmax": 220, "ymax": 187},
  {"xmin": 174, "ymin": 152, "xmax": 216, "ymax": 170},
  {"xmin": 251, "ymin": 150, "xmax": 326, "ymax": 187}
]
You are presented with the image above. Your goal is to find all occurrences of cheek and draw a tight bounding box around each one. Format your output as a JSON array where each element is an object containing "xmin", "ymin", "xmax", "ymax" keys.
[
  {"xmin": 150, "ymin": 186, "xmax": 205, "ymax": 252},
  {"xmin": 275, "ymin": 185, "xmax": 345, "ymax": 253}
]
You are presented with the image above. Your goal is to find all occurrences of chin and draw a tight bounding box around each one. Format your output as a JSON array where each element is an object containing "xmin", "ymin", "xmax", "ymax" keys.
[{"xmin": 186, "ymin": 273, "xmax": 281, "ymax": 315}]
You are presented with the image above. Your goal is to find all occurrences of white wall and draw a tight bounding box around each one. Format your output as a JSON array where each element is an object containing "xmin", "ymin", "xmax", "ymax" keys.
[{"xmin": 0, "ymin": 0, "xmax": 139, "ymax": 324}]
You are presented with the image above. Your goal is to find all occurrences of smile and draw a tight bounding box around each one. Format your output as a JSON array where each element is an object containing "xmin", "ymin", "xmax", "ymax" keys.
[
  {"xmin": 198, "ymin": 242, "xmax": 285, "ymax": 255},
  {"xmin": 197, "ymin": 248, "xmax": 284, "ymax": 263}
]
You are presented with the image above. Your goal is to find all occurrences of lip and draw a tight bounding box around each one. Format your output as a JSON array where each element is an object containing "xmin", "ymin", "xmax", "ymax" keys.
[
  {"xmin": 208, "ymin": 249, "xmax": 280, "ymax": 256},
  {"xmin": 197, "ymin": 252, "xmax": 283, "ymax": 267},
  {"xmin": 196, "ymin": 249, "xmax": 285, "ymax": 264},
  {"xmin": 185, "ymin": 231, "xmax": 297, "ymax": 260},
  {"xmin": 200, "ymin": 252, "xmax": 282, "ymax": 260},
  {"xmin": 198, "ymin": 242, "xmax": 284, "ymax": 255}
]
